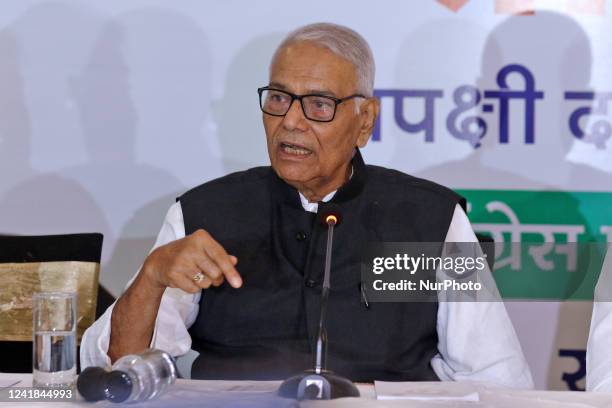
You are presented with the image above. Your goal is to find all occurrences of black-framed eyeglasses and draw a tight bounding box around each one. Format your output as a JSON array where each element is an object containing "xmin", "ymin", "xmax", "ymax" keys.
[{"xmin": 257, "ymin": 86, "xmax": 365, "ymax": 122}]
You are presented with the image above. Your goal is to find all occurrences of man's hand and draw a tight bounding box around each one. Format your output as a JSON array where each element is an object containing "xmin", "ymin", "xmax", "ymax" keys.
[
  {"xmin": 142, "ymin": 229, "xmax": 243, "ymax": 293},
  {"xmin": 109, "ymin": 228, "xmax": 241, "ymax": 362}
]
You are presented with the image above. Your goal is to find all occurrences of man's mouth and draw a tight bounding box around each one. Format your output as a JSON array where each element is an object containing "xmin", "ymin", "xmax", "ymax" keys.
[{"xmin": 279, "ymin": 142, "xmax": 312, "ymax": 156}]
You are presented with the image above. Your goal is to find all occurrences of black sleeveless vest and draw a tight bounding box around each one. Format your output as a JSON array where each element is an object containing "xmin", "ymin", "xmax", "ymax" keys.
[{"xmin": 178, "ymin": 150, "xmax": 465, "ymax": 382}]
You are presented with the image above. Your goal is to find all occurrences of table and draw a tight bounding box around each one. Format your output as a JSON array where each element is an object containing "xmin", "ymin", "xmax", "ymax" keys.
[{"xmin": 1, "ymin": 373, "xmax": 611, "ymax": 407}]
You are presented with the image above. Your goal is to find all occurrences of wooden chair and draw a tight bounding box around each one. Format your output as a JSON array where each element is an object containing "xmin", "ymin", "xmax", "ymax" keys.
[{"xmin": 0, "ymin": 233, "xmax": 104, "ymax": 372}]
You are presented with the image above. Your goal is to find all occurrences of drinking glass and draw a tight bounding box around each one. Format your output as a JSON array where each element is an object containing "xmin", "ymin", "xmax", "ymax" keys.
[{"xmin": 32, "ymin": 292, "xmax": 77, "ymax": 388}]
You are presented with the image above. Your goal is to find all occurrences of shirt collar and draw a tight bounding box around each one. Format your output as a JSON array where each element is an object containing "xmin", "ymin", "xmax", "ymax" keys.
[{"xmin": 299, "ymin": 190, "xmax": 336, "ymax": 213}]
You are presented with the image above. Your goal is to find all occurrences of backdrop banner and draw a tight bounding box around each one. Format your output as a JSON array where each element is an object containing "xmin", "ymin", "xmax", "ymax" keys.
[{"xmin": 1, "ymin": 0, "xmax": 610, "ymax": 390}]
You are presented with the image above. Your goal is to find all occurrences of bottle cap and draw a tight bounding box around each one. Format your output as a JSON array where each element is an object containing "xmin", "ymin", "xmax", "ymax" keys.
[
  {"xmin": 76, "ymin": 366, "xmax": 109, "ymax": 402},
  {"xmin": 105, "ymin": 370, "xmax": 133, "ymax": 403}
]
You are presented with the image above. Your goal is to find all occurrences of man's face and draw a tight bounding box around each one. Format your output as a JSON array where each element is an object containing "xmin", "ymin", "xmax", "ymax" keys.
[{"xmin": 263, "ymin": 41, "xmax": 375, "ymax": 197}]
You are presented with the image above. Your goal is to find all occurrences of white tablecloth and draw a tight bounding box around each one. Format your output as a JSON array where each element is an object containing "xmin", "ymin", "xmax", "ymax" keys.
[{"xmin": 1, "ymin": 373, "xmax": 611, "ymax": 407}]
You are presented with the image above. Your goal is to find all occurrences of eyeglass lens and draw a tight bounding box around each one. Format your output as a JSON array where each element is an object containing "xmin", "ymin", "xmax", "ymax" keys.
[{"xmin": 260, "ymin": 89, "xmax": 336, "ymax": 121}]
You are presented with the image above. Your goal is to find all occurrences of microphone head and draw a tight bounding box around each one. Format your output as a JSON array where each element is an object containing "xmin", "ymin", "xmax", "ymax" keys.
[
  {"xmin": 318, "ymin": 203, "xmax": 342, "ymax": 227},
  {"xmin": 77, "ymin": 366, "xmax": 109, "ymax": 402}
]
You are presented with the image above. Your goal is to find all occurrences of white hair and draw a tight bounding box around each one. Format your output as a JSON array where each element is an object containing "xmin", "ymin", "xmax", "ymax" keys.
[{"xmin": 272, "ymin": 22, "xmax": 375, "ymax": 98}]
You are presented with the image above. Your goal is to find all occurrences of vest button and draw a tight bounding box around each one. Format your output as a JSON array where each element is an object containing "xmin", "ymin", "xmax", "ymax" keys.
[
  {"xmin": 305, "ymin": 279, "xmax": 316, "ymax": 288},
  {"xmin": 295, "ymin": 231, "xmax": 307, "ymax": 241}
]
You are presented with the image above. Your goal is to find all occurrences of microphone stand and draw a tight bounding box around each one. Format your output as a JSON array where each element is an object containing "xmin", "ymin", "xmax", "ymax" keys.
[
  {"xmin": 314, "ymin": 217, "xmax": 333, "ymax": 374},
  {"xmin": 278, "ymin": 211, "xmax": 360, "ymax": 400}
]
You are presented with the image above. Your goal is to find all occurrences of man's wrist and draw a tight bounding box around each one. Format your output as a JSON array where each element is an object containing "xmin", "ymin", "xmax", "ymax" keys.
[{"xmin": 136, "ymin": 260, "xmax": 166, "ymax": 296}]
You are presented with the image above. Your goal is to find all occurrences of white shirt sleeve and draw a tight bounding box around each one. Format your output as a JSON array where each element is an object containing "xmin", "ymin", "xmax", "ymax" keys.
[
  {"xmin": 430, "ymin": 204, "xmax": 535, "ymax": 389},
  {"xmin": 80, "ymin": 202, "xmax": 199, "ymax": 369},
  {"xmin": 586, "ymin": 247, "xmax": 612, "ymax": 392}
]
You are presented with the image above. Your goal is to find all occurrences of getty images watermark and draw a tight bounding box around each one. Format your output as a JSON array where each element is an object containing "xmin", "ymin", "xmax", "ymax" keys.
[
  {"xmin": 371, "ymin": 251, "xmax": 487, "ymax": 291},
  {"xmin": 360, "ymin": 242, "xmax": 610, "ymax": 302}
]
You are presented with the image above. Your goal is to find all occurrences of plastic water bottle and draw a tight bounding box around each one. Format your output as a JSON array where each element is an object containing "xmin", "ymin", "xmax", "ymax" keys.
[{"xmin": 77, "ymin": 349, "xmax": 177, "ymax": 403}]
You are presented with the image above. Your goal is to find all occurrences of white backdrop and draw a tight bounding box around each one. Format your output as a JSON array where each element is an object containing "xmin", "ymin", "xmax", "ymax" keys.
[{"xmin": 1, "ymin": 0, "xmax": 611, "ymax": 390}]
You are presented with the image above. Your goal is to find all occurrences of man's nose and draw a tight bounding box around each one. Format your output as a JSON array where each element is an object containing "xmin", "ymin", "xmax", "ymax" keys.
[{"xmin": 282, "ymin": 99, "xmax": 309, "ymax": 131}]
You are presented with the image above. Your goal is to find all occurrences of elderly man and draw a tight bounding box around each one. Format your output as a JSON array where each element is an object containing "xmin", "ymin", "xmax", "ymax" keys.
[{"xmin": 82, "ymin": 23, "xmax": 533, "ymax": 388}]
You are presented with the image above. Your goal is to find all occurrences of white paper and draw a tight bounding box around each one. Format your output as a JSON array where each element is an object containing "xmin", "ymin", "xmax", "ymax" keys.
[
  {"xmin": 0, "ymin": 379, "xmax": 21, "ymax": 389},
  {"xmin": 375, "ymin": 381, "xmax": 480, "ymax": 402}
]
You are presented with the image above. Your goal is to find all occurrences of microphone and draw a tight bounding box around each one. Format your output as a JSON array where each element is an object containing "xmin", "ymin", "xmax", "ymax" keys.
[
  {"xmin": 313, "ymin": 204, "xmax": 340, "ymax": 375},
  {"xmin": 278, "ymin": 203, "xmax": 360, "ymax": 400}
]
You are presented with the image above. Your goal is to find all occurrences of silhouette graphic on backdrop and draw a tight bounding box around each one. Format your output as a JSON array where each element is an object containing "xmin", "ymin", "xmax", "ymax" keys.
[
  {"xmin": 66, "ymin": 7, "xmax": 215, "ymax": 294},
  {"xmin": 0, "ymin": 4, "xmax": 110, "ymax": 240}
]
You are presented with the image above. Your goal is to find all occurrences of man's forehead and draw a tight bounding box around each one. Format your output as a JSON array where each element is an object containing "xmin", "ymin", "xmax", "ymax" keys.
[
  {"xmin": 268, "ymin": 81, "xmax": 337, "ymax": 96},
  {"xmin": 269, "ymin": 42, "xmax": 358, "ymax": 94},
  {"xmin": 271, "ymin": 42, "xmax": 350, "ymax": 70}
]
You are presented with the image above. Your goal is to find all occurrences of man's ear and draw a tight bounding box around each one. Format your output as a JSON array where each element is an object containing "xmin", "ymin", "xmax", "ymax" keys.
[{"xmin": 356, "ymin": 97, "xmax": 380, "ymax": 148}]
